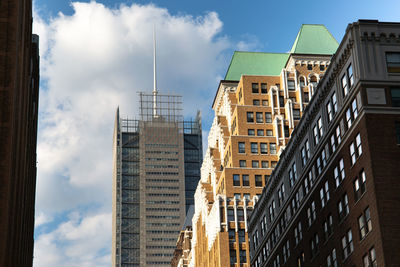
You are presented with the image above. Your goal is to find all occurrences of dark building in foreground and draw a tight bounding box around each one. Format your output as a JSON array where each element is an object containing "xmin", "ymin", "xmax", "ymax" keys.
[
  {"xmin": 249, "ymin": 20, "xmax": 400, "ymax": 267},
  {"xmin": 0, "ymin": 0, "xmax": 40, "ymax": 266},
  {"xmin": 112, "ymin": 93, "xmax": 202, "ymax": 266}
]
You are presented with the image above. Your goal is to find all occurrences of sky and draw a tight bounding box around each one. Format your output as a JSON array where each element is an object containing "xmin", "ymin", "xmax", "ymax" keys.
[{"xmin": 32, "ymin": 0, "xmax": 400, "ymax": 266}]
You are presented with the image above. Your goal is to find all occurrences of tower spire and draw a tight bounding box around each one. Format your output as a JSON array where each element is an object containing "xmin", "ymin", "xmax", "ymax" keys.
[{"xmin": 153, "ymin": 25, "xmax": 158, "ymax": 118}]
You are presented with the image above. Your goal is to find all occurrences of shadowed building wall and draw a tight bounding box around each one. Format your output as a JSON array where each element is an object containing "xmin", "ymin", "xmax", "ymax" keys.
[{"xmin": 0, "ymin": 0, "xmax": 40, "ymax": 266}]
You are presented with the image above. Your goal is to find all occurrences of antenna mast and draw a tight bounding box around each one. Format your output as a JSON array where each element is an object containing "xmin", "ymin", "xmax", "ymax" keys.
[{"xmin": 153, "ymin": 25, "xmax": 158, "ymax": 118}]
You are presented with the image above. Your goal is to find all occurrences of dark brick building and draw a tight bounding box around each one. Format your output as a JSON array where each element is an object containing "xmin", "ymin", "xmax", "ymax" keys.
[
  {"xmin": 249, "ymin": 20, "xmax": 400, "ymax": 267},
  {"xmin": 0, "ymin": 0, "xmax": 39, "ymax": 266}
]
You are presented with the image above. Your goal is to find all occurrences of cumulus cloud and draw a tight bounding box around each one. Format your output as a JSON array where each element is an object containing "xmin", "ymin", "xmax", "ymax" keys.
[{"xmin": 32, "ymin": 1, "xmax": 240, "ymax": 265}]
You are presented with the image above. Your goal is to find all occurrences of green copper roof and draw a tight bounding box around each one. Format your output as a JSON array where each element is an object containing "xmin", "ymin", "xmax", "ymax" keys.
[
  {"xmin": 224, "ymin": 52, "xmax": 289, "ymax": 81},
  {"xmin": 290, "ymin": 24, "xmax": 338, "ymax": 55}
]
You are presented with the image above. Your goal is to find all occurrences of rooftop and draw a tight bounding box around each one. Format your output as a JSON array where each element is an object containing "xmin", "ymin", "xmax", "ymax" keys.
[
  {"xmin": 224, "ymin": 24, "xmax": 338, "ymax": 81},
  {"xmin": 290, "ymin": 24, "xmax": 339, "ymax": 55}
]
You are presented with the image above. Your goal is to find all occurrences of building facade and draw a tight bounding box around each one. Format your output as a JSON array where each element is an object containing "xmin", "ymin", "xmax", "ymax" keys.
[
  {"xmin": 190, "ymin": 25, "xmax": 338, "ymax": 267},
  {"xmin": 0, "ymin": 0, "xmax": 39, "ymax": 266},
  {"xmin": 249, "ymin": 20, "xmax": 400, "ymax": 267},
  {"xmin": 112, "ymin": 93, "xmax": 202, "ymax": 266}
]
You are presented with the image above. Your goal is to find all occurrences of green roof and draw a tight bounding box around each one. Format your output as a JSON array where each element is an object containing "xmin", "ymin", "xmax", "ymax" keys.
[
  {"xmin": 224, "ymin": 52, "xmax": 289, "ymax": 81},
  {"xmin": 290, "ymin": 24, "xmax": 338, "ymax": 55}
]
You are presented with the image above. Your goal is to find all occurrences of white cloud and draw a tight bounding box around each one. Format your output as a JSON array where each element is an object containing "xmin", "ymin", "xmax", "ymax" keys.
[{"xmin": 32, "ymin": 1, "xmax": 238, "ymax": 265}]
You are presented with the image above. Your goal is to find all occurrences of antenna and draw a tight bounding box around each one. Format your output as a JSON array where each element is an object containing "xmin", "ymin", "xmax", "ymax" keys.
[{"xmin": 153, "ymin": 24, "xmax": 158, "ymax": 118}]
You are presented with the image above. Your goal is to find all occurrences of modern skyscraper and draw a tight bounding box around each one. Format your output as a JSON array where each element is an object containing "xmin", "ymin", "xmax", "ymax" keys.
[
  {"xmin": 112, "ymin": 93, "xmax": 202, "ymax": 266},
  {"xmin": 249, "ymin": 20, "xmax": 400, "ymax": 267},
  {"xmin": 189, "ymin": 25, "xmax": 338, "ymax": 266},
  {"xmin": 0, "ymin": 0, "xmax": 39, "ymax": 266}
]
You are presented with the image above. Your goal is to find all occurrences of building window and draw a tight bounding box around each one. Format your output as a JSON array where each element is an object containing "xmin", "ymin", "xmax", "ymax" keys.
[
  {"xmin": 228, "ymin": 229, "xmax": 235, "ymax": 241},
  {"xmin": 354, "ymin": 170, "xmax": 367, "ymax": 201},
  {"xmin": 261, "ymin": 161, "xmax": 269, "ymax": 168},
  {"xmin": 303, "ymin": 91, "xmax": 310, "ymax": 103},
  {"xmin": 307, "ymin": 201, "xmax": 316, "ymax": 227},
  {"xmin": 239, "ymin": 160, "xmax": 246, "ymax": 168},
  {"xmin": 252, "ymin": 160, "xmax": 259, "ymax": 168},
  {"xmin": 348, "ymin": 64, "xmax": 354, "ymax": 87},
  {"xmin": 313, "ymin": 125, "xmax": 319, "ymax": 145},
  {"xmin": 278, "ymin": 183, "xmax": 285, "ymax": 206},
  {"xmin": 294, "ymin": 221, "xmax": 302, "ymax": 245},
  {"xmin": 244, "ymin": 194, "xmax": 250, "ymax": 201},
  {"xmin": 283, "ymin": 240, "xmax": 290, "ymax": 263},
  {"xmin": 234, "ymin": 193, "xmax": 241, "ymax": 200},
  {"xmin": 248, "ymin": 129, "xmax": 255, "ymax": 136},
  {"xmin": 230, "ymin": 249, "xmax": 237, "ymax": 265},
  {"xmin": 270, "ymin": 143, "xmax": 277, "ymax": 154},
  {"xmin": 253, "ymin": 99, "xmax": 260, "ymax": 106},
  {"xmin": 307, "ymin": 64, "xmax": 313, "ymax": 70},
  {"xmin": 320, "ymin": 181, "xmax": 330, "ymax": 208},
  {"xmin": 228, "ymin": 209, "xmax": 235, "ymax": 221},
  {"xmin": 252, "ymin": 83, "xmax": 259, "ymax": 93},
  {"xmin": 238, "ymin": 229, "xmax": 245, "ymax": 243},
  {"xmin": 239, "ymin": 249, "xmax": 247, "ymax": 263},
  {"xmin": 260, "ymin": 143, "xmax": 268, "ymax": 154},
  {"xmin": 288, "ymin": 80, "xmax": 295, "ymax": 91},
  {"xmin": 251, "ymin": 142, "xmax": 258, "ymax": 154},
  {"xmin": 391, "ymin": 88, "xmax": 400, "ymax": 107},
  {"xmin": 284, "ymin": 125, "xmax": 290, "ymax": 137},
  {"xmin": 327, "ymin": 101, "xmax": 333, "ymax": 123},
  {"xmin": 341, "ymin": 74, "xmax": 348, "ymax": 97},
  {"xmin": 279, "ymin": 96, "xmax": 284, "ymax": 106},
  {"xmin": 304, "ymin": 174, "xmax": 311, "ymax": 194},
  {"xmin": 342, "ymin": 229, "xmax": 354, "ymax": 259},
  {"xmin": 242, "ymin": 175, "xmax": 249, "ymax": 186},
  {"xmin": 346, "ymin": 98, "xmax": 359, "ymax": 128},
  {"xmin": 334, "ymin": 158, "xmax": 346, "ymax": 188},
  {"xmin": 326, "ymin": 248, "xmax": 337, "ymax": 267},
  {"xmin": 269, "ymin": 201, "xmax": 275, "ymax": 222},
  {"xmin": 363, "ymin": 247, "xmax": 377, "ymax": 267},
  {"xmin": 358, "ymin": 207, "xmax": 372, "ymax": 240},
  {"xmin": 301, "ymin": 147, "xmax": 306, "ymax": 166},
  {"xmin": 299, "ymin": 77, "xmax": 305, "ymax": 88},
  {"xmin": 247, "ymin": 112, "xmax": 254, "ymax": 123},
  {"xmin": 264, "ymin": 175, "xmax": 270, "ymax": 184},
  {"xmin": 255, "ymin": 175, "xmax": 263, "ymax": 187},
  {"xmin": 323, "ymin": 214, "xmax": 334, "ymax": 241},
  {"xmin": 265, "ymin": 112, "xmax": 272, "ymax": 123},
  {"xmin": 262, "ymin": 99, "xmax": 269, "ymax": 106},
  {"xmin": 396, "ymin": 122, "xmax": 400, "ymax": 144},
  {"xmin": 386, "ymin": 52, "xmax": 400, "ymax": 73},
  {"xmin": 237, "ymin": 208, "xmax": 244, "ymax": 221},
  {"xmin": 310, "ymin": 233, "xmax": 319, "ymax": 258},
  {"xmin": 266, "ymin": 129, "xmax": 273, "ymax": 136},
  {"xmin": 261, "ymin": 83, "xmax": 268, "ymax": 94},
  {"xmin": 293, "ymin": 109, "xmax": 300, "ymax": 120},
  {"xmin": 233, "ymin": 174, "xmax": 240, "ymax": 186},
  {"xmin": 257, "ymin": 129, "xmax": 264, "ymax": 136},
  {"xmin": 238, "ymin": 142, "xmax": 245, "ymax": 153},
  {"xmin": 350, "ymin": 133, "xmax": 362, "ymax": 165},
  {"xmin": 271, "ymin": 161, "xmax": 277, "ymax": 168},
  {"xmin": 338, "ymin": 193, "xmax": 349, "ymax": 221},
  {"xmin": 256, "ymin": 112, "xmax": 263, "ymax": 123},
  {"xmin": 332, "ymin": 92, "xmax": 337, "ymax": 112}
]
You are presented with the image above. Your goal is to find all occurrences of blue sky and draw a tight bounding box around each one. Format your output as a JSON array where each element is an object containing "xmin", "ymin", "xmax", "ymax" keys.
[{"xmin": 32, "ymin": 0, "xmax": 400, "ymax": 266}]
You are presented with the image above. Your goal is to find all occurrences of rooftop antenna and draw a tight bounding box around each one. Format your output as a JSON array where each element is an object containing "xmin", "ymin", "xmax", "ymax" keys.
[{"xmin": 153, "ymin": 24, "xmax": 158, "ymax": 118}]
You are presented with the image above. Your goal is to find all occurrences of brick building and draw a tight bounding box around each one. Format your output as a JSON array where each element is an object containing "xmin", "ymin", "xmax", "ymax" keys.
[
  {"xmin": 249, "ymin": 20, "xmax": 400, "ymax": 267},
  {"xmin": 189, "ymin": 25, "xmax": 338, "ymax": 266},
  {"xmin": 0, "ymin": 0, "xmax": 40, "ymax": 266}
]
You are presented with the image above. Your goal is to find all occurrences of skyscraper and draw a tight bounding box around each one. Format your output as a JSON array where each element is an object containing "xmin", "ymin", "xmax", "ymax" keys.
[
  {"xmin": 112, "ymin": 93, "xmax": 202, "ymax": 266},
  {"xmin": 189, "ymin": 25, "xmax": 338, "ymax": 266},
  {"xmin": 249, "ymin": 19, "xmax": 400, "ymax": 267},
  {"xmin": 0, "ymin": 0, "xmax": 39, "ymax": 266}
]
